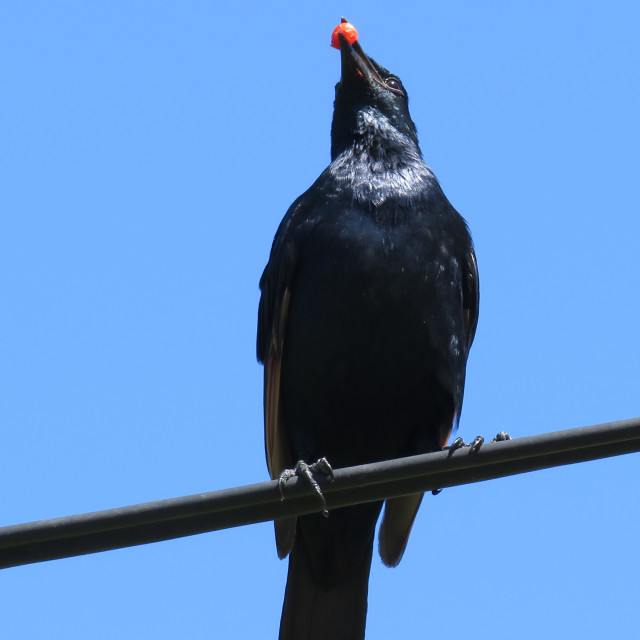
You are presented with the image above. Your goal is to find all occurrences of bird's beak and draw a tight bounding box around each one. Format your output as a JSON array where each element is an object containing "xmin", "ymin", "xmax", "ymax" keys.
[{"xmin": 338, "ymin": 31, "xmax": 386, "ymax": 91}]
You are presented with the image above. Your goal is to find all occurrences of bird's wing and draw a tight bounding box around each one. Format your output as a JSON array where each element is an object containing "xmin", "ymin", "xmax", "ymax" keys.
[
  {"xmin": 259, "ymin": 270, "xmax": 297, "ymax": 558},
  {"xmin": 258, "ymin": 201, "xmax": 302, "ymax": 480},
  {"xmin": 463, "ymin": 247, "xmax": 480, "ymax": 349},
  {"xmin": 266, "ymin": 288, "xmax": 297, "ymax": 558},
  {"xmin": 257, "ymin": 205, "xmax": 306, "ymax": 559},
  {"xmin": 262, "ymin": 285, "xmax": 292, "ymax": 481},
  {"xmin": 379, "ymin": 240, "xmax": 479, "ymax": 568}
]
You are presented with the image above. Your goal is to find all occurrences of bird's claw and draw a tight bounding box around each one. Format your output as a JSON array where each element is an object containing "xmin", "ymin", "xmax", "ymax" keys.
[
  {"xmin": 446, "ymin": 436, "xmax": 465, "ymax": 452},
  {"xmin": 277, "ymin": 469, "xmax": 297, "ymax": 500},
  {"xmin": 469, "ymin": 435, "xmax": 484, "ymax": 452},
  {"xmin": 277, "ymin": 457, "xmax": 334, "ymax": 517},
  {"xmin": 444, "ymin": 435, "xmax": 485, "ymax": 454},
  {"xmin": 491, "ymin": 431, "xmax": 511, "ymax": 442},
  {"xmin": 310, "ymin": 457, "xmax": 335, "ymax": 482}
]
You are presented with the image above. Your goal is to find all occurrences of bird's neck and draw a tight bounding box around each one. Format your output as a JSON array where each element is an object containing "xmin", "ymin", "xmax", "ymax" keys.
[
  {"xmin": 331, "ymin": 106, "xmax": 422, "ymax": 161},
  {"xmin": 328, "ymin": 108, "xmax": 437, "ymax": 208}
]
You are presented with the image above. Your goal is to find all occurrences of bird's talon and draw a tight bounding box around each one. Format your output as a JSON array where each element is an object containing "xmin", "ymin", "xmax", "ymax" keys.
[
  {"xmin": 445, "ymin": 436, "xmax": 465, "ymax": 452},
  {"xmin": 277, "ymin": 458, "xmax": 333, "ymax": 515},
  {"xmin": 310, "ymin": 457, "xmax": 334, "ymax": 482},
  {"xmin": 445, "ymin": 435, "xmax": 485, "ymax": 454},
  {"xmin": 491, "ymin": 431, "xmax": 511, "ymax": 442},
  {"xmin": 277, "ymin": 468, "xmax": 297, "ymax": 500},
  {"xmin": 470, "ymin": 435, "xmax": 484, "ymax": 453}
]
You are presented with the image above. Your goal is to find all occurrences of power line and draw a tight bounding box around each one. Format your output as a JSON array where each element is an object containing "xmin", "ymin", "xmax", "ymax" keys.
[{"xmin": 1, "ymin": 417, "xmax": 638, "ymax": 570}]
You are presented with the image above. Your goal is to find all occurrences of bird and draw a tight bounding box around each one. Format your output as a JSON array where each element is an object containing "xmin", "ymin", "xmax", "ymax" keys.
[{"xmin": 257, "ymin": 20, "xmax": 479, "ymax": 640}]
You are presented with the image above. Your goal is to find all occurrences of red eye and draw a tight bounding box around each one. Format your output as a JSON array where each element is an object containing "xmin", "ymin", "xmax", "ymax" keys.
[{"xmin": 386, "ymin": 77, "xmax": 401, "ymax": 91}]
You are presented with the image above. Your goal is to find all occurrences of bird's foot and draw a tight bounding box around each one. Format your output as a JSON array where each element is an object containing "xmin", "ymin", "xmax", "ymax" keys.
[
  {"xmin": 434, "ymin": 436, "xmax": 483, "ymax": 493},
  {"xmin": 435, "ymin": 432, "xmax": 507, "ymax": 493},
  {"xmin": 443, "ymin": 431, "xmax": 511, "ymax": 460},
  {"xmin": 277, "ymin": 457, "xmax": 334, "ymax": 517},
  {"xmin": 445, "ymin": 435, "xmax": 485, "ymax": 454}
]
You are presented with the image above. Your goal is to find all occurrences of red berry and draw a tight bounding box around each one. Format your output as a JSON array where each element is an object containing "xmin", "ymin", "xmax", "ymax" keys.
[{"xmin": 331, "ymin": 18, "xmax": 358, "ymax": 49}]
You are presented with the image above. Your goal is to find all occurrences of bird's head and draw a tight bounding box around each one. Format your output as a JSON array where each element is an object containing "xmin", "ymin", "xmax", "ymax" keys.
[{"xmin": 331, "ymin": 30, "xmax": 419, "ymax": 160}]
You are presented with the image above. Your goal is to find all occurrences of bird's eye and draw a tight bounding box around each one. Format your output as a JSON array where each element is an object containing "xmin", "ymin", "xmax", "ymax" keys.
[{"xmin": 385, "ymin": 77, "xmax": 401, "ymax": 91}]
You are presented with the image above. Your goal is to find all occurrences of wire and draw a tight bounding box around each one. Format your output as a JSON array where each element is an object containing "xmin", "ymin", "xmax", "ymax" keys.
[{"xmin": 1, "ymin": 417, "xmax": 638, "ymax": 569}]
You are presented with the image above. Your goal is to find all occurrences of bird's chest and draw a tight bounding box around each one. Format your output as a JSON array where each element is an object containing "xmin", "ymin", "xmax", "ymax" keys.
[
  {"xmin": 282, "ymin": 211, "xmax": 465, "ymax": 400},
  {"xmin": 294, "ymin": 209, "xmax": 459, "ymax": 318},
  {"xmin": 280, "ymin": 210, "xmax": 466, "ymax": 464}
]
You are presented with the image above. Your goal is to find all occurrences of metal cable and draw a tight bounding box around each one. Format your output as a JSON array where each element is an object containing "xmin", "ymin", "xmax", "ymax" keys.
[{"xmin": 1, "ymin": 417, "xmax": 638, "ymax": 569}]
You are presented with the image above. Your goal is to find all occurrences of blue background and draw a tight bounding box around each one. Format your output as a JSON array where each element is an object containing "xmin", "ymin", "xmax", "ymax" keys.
[{"xmin": 2, "ymin": 2, "xmax": 638, "ymax": 638}]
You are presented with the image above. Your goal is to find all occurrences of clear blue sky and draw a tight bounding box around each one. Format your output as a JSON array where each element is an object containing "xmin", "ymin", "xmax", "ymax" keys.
[{"xmin": 2, "ymin": 2, "xmax": 639, "ymax": 638}]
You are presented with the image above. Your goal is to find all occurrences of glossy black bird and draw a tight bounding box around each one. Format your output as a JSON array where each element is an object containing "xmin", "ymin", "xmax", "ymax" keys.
[{"xmin": 257, "ymin": 24, "xmax": 479, "ymax": 640}]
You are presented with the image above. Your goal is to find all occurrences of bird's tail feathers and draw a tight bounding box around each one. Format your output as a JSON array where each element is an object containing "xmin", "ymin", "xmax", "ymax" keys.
[
  {"xmin": 279, "ymin": 534, "xmax": 372, "ymax": 640},
  {"xmin": 279, "ymin": 505, "xmax": 382, "ymax": 640},
  {"xmin": 378, "ymin": 493, "xmax": 423, "ymax": 567}
]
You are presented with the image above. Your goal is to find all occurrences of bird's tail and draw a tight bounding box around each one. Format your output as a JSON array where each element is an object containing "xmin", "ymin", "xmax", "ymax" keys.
[{"xmin": 278, "ymin": 503, "xmax": 382, "ymax": 640}]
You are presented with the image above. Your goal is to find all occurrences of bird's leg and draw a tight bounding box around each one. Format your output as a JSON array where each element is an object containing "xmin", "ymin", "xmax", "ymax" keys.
[
  {"xmin": 491, "ymin": 431, "xmax": 512, "ymax": 442},
  {"xmin": 278, "ymin": 457, "xmax": 334, "ymax": 517}
]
